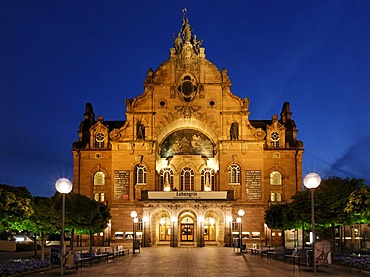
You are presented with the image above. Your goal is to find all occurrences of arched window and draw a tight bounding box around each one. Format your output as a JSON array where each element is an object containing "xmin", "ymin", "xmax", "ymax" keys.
[
  {"xmin": 94, "ymin": 172, "xmax": 105, "ymax": 186},
  {"xmin": 270, "ymin": 192, "xmax": 276, "ymax": 202},
  {"xmin": 160, "ymin": 167, "xmax": 174, "ymax": 191},
  {"xmin": 181, "ymin": 167, "xmax": 194, "ymax": 191},
  {"xmin": 95, "ymin": 132, "xmax": 105, "ymax": 148},
  {"xmin": 134, "ymin": 164, "xmax": 147, "ymax": 185},
  {"xmin": 228, "ymin": 164, "xmax": 240, "ymax": 185},
  {"xmin": 270, "ymin": 171, "xmax": 282, "ymax": 186},
  {"xmin": 100, "ymin": 192, "xmax": 105, "ymax": 202},
  {"xmin": 201, "ymin": 168, "xmax": 215, "ymax": 191},
  {"xmin": 276, "ymin": 193, "xmax": 282, "ymax": 202},
  {"xmin": 94, "ymin": 193, "xmax": 99, "ymax": 201}
]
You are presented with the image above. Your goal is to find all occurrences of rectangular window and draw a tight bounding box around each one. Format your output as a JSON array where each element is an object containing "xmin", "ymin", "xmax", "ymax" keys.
[{"xmin": 114, "ymin": 232, "xmax": 124, "ymax": 239}]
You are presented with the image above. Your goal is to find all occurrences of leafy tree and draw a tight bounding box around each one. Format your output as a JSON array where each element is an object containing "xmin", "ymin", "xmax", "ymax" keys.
[
  {"xmin": 314, "ymin": 177, "xmax": 363, "ymax": 251},
  {"xmin": 53, "ymin": 192, "xmax": 111, "ymax": 251},
  {"xmin": 345, "ymin": 185, "xmax": 370, "ymax": 224},
  {"xmin": 20, "ymin": 197, "xmax": 60, "ymax": 260},
  {"xmin": 0, "ymin": 184, "xmax": 33, "ymax": 239},
  {"xmin": 264, "ymin": 203, "xmax": 291, "ymax": 247}
]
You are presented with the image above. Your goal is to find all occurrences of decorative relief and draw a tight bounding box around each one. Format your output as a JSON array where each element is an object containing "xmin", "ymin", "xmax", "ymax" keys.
[{"xmin": 175, "ymin": 105, "xmax": 200, "ymax": 118}]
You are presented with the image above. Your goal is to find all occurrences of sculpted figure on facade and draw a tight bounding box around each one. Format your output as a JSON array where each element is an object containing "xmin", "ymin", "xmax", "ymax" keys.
[
  {"xmin": 136, "ymin": 120, "xmax": 146, "ymax": 140},
  {"xmin": 174, "ymin": 33, "xmax": 183, "ymax": 55},
  {"xmin": 191, "ymin": 34, "xmax": 203, "ymax": 55},
  {"xmin": 230, "ymin": 122, "xmax": 239, "ymax": 140},
  {"xmin": 181, "ymin": 17, "xmax": 192, "ymax": 42}
]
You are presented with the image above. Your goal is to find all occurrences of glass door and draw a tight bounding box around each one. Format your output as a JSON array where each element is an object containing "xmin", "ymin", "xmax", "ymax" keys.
[{"xmin": 181, "ymin": 224, "xmax": 194, "ymax": 241}]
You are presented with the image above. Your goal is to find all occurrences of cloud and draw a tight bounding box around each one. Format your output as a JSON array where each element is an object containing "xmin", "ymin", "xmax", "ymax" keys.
[{"xmin": 325, "ymin": 136, "xmax": 370, "ymax": 184}]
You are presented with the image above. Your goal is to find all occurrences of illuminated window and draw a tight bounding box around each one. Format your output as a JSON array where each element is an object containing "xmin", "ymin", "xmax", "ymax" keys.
[
  {"xmin": 159, "ymin": 216, "xmax": 171, "ymax": 241},
  {"xmin": 94, "ymin": 193, "xmax": 99, "ymax": 201},
  {"xmin": 276, "ymin": 193, "xmax": 282, "ymax": 202},
  {"xmin": 201, "ymin": 168, "xmax": 215, "ymax": 191},
  {"xmin": 135, "ymin": 164, "xmax": 147, "ymax": 185},
  {"xmin": 94, "ymin": 172, "xmax": 105, "ymax": 186},
  {"xmin": 100, "ymin": 192, "xmax": 105, "ymax": 202},
  {"xmin": 228, "ymin": 164, "xmax": 240, "ymax": 185},
  {"xmin": 95, "ymin": 132, "xmax": 105, "ymax": 148},
  {"xmin": 270, "ymin": 192, "xmax": 276, "ymax": 202},
  {"xmin": 160, "ymin": 167, "xmax": 174, "ymax": 191},
  {"xmin": 270, "ymin": 171, "xmax": 282, "ymax": 185},
  {"xmin": 271, "ymin": 132, "xmax": 280, "ymax": 147},
  {"xmin": 181, "ymin": 167, "xmax": 194, "ymax": 190}
]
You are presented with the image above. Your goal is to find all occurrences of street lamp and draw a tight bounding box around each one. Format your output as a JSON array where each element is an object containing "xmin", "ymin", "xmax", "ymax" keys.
[
  {"xmin": 237, "ymin": 209, "xmax": 245, "ymax": 253},
  {"xmin": 130, "ymin": 211, "xmax": 137, "ymax": 254},
  {"xmin": 55, "ymin": 178, "xmax": 73, "ymax": 276},
  {"xmin": 303, "ymin": 172, "xmax": 321, "ymax": 274},
  {"xmin": 264, "ymin": 223, "xmax": 268, "ymax": 247}
]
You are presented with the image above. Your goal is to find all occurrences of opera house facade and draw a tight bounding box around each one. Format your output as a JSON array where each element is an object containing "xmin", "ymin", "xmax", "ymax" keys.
[{"xmin": 72, "ymin": 13, "xmax": 304, "ymax": 248}]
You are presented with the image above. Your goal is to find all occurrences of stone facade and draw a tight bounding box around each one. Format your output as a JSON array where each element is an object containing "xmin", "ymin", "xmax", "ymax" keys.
[{"xmin": 72, "ymin": 13, "xmax": 303, "ymax": 248}]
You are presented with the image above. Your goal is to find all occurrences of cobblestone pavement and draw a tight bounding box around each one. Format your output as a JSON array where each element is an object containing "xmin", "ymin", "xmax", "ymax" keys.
[{"xmin": 22, "ymin": 246, "xmax": 370, "ymax": 277}]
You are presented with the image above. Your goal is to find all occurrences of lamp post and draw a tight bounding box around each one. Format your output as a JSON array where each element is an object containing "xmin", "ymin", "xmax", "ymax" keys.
[
  {"xmin": 130, "ymin": 211, "xmax": 137, "ymax": 254},
  {"xmin": 264, "ymin": 223, "xmax": 268, "ymax": 247},
  {"xmin": 55, "ymin": 178, "xmax": 73, "ymax": 276},
  {"xmin": 303, "ymin": 172, "xmax": 321, "ymax": 274},
  {"xmin": 237, "ymin": 209, "xmax": 245, "ymax": 253}
]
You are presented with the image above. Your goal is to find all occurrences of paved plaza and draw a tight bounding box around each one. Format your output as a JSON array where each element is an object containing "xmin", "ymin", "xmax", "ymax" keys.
[{"xmin": 24, "ymin": 246, "xmax": 369, "ymax": 277}]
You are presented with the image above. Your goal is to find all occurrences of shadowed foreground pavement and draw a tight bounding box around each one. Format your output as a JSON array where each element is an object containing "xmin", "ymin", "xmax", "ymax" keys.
[{"xmin": 23, "ymin": 246, "xmax": 370, "ymax": 277}]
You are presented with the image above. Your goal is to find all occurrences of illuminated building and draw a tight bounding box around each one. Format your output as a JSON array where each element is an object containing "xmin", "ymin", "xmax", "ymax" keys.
[{"xmin": 72, "ymin": 12, "xmax": 303, "ymax": 248}]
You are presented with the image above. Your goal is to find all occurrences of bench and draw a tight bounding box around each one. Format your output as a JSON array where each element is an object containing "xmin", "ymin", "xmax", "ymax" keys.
[
  {"xmin": 92, "ymin": 248, "xmax": 108, "ymax": 263},
  {"xmin": 284, "ymin": 249, "xmax": 309, "ymax": 267},
  {"xmin": 267, "ymin": 248, "xmax": 289, "ymax": 261},
  {"xmin": 115, "ymin": 245, "xmax": 129, "ymax": 256},
  {"xmin": 74, "ymin": 250, "xmax": 93, "ymax": 269}
]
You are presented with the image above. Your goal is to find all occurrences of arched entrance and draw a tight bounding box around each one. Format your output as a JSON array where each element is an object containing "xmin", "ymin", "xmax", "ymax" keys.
[
  {"xmin": 180, "ymin": 216, "xmax": 194, "ymax": 241},
  {"xmin": 178, "ymin": 211, "xmax": 197, "ymax": 246}
]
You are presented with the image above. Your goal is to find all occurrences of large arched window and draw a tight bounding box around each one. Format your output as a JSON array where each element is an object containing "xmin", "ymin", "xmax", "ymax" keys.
[
  {"xmin": 94, "ymin": 172, "xmax": 105, "ymax": 186},
  {"xmin": 270, "ymin": 171, "xmax": 282, "ymax": 185},
  {"xmin": 180, "ymin": 167, "xmax": 194, "ymax": 191},
  {"xmin": 201, "ymin": 168, "xmax": 215, "ymax": 191},
  {"xmin": 134, "ymin": 164, "xmax": 147, "ymax": 185},
  {"xmin": 160, "ymin": 167, "xmax": 174, "ymax": 191},
  {"xmin": 228, "ymin": 164, "xmax": 240, "ymax": 185}
]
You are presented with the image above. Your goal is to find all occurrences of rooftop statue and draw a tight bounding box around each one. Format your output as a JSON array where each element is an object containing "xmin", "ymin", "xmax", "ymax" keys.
[{"xmin": 174, "ymin": 8, "xmax": 203, "ymax": 56}]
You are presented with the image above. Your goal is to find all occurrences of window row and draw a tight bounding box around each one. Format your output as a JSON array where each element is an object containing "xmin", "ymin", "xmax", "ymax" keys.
[{"xmin": 92, "ymin": 166, "xmax": 283, "ymax": 190}]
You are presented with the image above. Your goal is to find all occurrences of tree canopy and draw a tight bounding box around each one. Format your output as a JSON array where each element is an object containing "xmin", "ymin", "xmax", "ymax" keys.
[{"xmin": 0, "ymin": 184, "xmax": 33, "ymax": 239}]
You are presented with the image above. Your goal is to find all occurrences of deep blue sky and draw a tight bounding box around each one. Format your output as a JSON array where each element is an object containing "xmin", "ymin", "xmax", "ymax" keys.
[{"xmin": 1, "ymin": 0, "xmax": 369, "ymax": 196}]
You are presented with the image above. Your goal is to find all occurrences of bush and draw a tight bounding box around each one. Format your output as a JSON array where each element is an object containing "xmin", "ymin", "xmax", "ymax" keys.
[{"xmin": 0, "ymin": 258, "xmax": 49, "ymax": 276}]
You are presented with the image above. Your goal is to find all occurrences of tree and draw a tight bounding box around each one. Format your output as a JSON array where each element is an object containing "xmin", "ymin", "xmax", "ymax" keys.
[
  {"xmin": 53, "ymin": 193, "xmax": 111, "ymax": 251},
  {"xmin": 20, "ymin": 197, "xmax": 60, "ymax": 260},
  {"xmin": 345, "ymin": 185, "xmax": 370, "ymax": 224},
  {"xmin": 314, "ymin": 177, "xmax": 363, "ymax": 251},
  {"xmin": 0, "ymin": 184, "xmax": 33, "ymax": 239},
  {"xmin": 264, "ymin": 203, "xmax": 291, "ymax": 247}
]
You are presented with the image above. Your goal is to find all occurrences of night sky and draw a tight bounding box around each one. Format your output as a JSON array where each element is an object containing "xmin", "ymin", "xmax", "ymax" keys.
[{"xmin": 1, "ymin": 0, "xmax": 369, "ymax": 197}]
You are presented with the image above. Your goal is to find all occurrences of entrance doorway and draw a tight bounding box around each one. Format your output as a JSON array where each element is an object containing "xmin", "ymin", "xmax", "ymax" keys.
[{"xmin": 180, "ymin": 216, "xmax": 194, "ymax": 241}]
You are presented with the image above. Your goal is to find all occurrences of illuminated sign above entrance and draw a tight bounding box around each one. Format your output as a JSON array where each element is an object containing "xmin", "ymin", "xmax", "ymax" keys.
[{"xmin": 147, "ymin": 191, "xmax": 228, "ymax": 200}]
